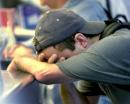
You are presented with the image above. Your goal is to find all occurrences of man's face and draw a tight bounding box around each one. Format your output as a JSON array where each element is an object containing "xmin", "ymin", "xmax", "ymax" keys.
[{"xmin": 37, "ymin": 33, "xmax": 93, "ymax": 62}]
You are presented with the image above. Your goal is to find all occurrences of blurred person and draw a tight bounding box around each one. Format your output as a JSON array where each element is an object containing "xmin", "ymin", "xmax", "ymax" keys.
[
  {"xmin": 2, "ymin": 0, "xmax": 43, "ymax": 59},
  {"xmin": 39, "ymin": 0, "xmax": 108, "ymax": 21},
  {"xmin": 7, "ymin": 9, "xmax": 130, "ymax": 104},
  {"xmin": 98, "ymin": 0, "xmax": 130, "ymax": 22}
]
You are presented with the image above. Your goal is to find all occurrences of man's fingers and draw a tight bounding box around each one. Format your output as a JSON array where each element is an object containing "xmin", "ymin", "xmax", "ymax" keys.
[
  {"xmin": 59, "ymin": 57, "xmax": 65, "ymax": 62},
  {"xmin": 7, "ymin": 60, "xmax": 15, "ymax": 73},
  {"xmin": 38, "ymin": 53, "xmax": 46, "ymax": 62},
  {"xmin": 48, "ymin": 54, "xmax": 58, "ymax": 63},
  {"xmin": 38, "ymin": 53, "xmax": 58, "ymax": 63}
]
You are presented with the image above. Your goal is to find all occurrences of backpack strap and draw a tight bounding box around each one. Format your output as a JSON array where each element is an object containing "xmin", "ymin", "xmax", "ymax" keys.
[{"xmin": 100, "ymin": 19, "xmax": 130, "ymax": 39}]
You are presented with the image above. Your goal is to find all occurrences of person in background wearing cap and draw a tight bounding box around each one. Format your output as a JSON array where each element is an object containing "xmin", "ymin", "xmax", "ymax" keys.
[{"xmin": 7, "ymin": 9, "xmax": 130, "ymax": 104}]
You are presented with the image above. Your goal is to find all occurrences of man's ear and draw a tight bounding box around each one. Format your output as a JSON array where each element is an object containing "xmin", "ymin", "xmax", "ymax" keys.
[{"xmin": 74, "ymin": 33, "xmax": 89, "ymax": 48}]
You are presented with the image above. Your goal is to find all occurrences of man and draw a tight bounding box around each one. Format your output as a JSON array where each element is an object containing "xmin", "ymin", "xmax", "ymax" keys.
[
  {"xmin": 39, "ymin": 0, "xmax": 108, "ymax": 103},
  {"xmin": 7, "ymin": 9, "xmax": 130, "ymax": 104}
]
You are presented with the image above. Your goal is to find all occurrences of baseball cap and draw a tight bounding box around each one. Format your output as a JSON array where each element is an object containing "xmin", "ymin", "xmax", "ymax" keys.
[{"xmin": 33, "ymin": 9, "xmax": 106, "ymax": 53}]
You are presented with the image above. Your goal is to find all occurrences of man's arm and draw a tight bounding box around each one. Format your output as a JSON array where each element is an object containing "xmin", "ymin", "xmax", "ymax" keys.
[{"xmin": 7, "ymin": 56, "xmax": 74, "ymax": 85}]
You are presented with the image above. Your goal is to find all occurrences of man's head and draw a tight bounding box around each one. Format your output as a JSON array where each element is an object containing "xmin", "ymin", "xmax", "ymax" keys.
[
  {"xmin": 33, "ymin": 9, "xmax": 106, "ymax": 60},
  {"xmin": 40, "ymin": 0, "xmax": 68, "ymax": 9}
]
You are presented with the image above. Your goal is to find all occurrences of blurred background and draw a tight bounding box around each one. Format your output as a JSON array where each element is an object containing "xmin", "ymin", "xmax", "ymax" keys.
[{"xmin": 0, "ymin": 0, "xmax": 130, "ymax": 104}]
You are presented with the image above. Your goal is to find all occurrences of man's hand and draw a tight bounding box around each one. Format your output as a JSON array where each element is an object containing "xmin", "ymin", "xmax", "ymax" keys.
[
  {"xmin": 7, "ymin": 51, "xmax": 73, "ymax": 85},
  {"xmin": 7, "ymin": 58, "xmax": 34, "ymax": 87},
  {"xmin": 38, "ymin": 53, "xmax": 58, "ymax": 63}
]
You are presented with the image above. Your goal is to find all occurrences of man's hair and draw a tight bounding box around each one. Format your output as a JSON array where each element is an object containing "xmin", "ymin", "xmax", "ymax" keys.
[
  {"xmin": 55, "ymin": 33, "xmax": 99, "ymax": 51},
  {"xmin": 54, "ymin": 36, "xmax": 75, "ymax": 51}
]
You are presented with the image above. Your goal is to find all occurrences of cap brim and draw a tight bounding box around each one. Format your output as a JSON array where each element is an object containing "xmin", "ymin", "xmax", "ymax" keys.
[{"xmin": 79, "ymin": 21, "xmax": 106, "ymax": 35}]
